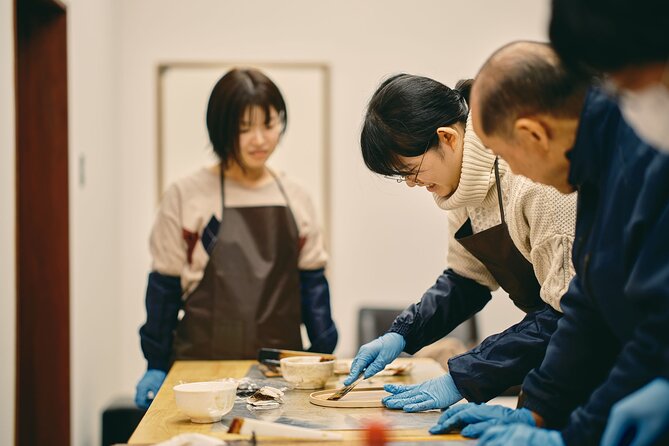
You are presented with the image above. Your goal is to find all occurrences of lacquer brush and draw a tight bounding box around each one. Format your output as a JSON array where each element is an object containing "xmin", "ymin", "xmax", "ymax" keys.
[{"xmin": 327, "ymin": 372, "xmax": 365, "ymax": 401}]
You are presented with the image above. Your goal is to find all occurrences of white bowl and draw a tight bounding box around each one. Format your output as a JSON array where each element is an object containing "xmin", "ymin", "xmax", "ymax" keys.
[
  {"xmin": 173, "ymin": 380, "xmax": 237, "ymax": 423},
  {"xmin": 280, "ymin": 356, "xmax": 335, "ymax": 389}
]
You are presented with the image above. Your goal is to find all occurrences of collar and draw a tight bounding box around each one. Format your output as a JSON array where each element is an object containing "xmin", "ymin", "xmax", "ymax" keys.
[
  {"xmin": 568, "ymin": 87, "xmax": 623, "ymax": 189},
  {"xmin": 433, "ymin": 113, "xmax": 504, "ymax": 210}
]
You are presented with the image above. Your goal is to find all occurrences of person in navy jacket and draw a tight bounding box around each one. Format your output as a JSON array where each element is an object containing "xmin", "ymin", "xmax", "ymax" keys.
[
  {"xmin": 431, "ymin": 41, "xmax": 669, "ymax": 446},
  {"xmin": 550, "ymin": 1, "xmax": 669, "ymax": 444}
]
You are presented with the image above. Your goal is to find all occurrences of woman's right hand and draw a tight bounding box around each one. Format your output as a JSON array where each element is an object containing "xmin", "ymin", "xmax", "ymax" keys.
[
  {"xmin": 135, "ymin": 369, "xmax": 167, "ymax": 409},
  {"xmin": 343, "ymin": 332, "xmax": 406, "ymax": 385}
]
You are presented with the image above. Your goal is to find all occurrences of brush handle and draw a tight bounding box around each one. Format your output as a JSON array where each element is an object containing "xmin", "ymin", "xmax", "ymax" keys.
[
  {"xmin": 257, "ymin": 348, "xmax": 336, "ymax": 362},
  {"xmin": 229, "ymin": 417, "xmax": 343, "ymax": 440}
]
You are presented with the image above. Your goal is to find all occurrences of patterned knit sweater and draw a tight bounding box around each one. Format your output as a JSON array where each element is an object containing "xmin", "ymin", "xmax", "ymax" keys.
[{"xmin": 433, "ymin": 115, "xmax": 577, "ymax": 311}]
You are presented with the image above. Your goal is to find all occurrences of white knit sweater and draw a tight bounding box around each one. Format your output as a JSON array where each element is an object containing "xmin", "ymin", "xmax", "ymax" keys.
[{"xmin": 433, "ymin": 115, "xmax": 577, "ymax": 312}]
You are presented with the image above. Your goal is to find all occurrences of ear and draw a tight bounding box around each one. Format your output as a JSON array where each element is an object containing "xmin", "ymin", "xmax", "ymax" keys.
[
  {"xmin": 514, "ymin": 118, "xmax": 549, "ymax": 152},
  {"xmin": 436, "ymin": 126, "xmax": 460, "ymax": 153}
]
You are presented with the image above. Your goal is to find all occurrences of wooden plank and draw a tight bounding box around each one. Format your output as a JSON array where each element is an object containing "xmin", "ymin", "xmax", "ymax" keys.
[
  {"xmin": 129, "ymin": 359, "xmax": 468, "ymax": 444},
  {"xmin": 130, "ymin": 361, "xmax": 254, "ymax": 444}
]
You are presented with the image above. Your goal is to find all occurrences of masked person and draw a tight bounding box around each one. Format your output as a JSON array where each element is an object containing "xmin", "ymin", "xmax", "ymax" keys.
[
  {"xmin": 434, "ymin": 41, "xmax": 669, "ymax": 446},
  {"xmin": 550, "ymin": 5, "xmax": 669, "ymax": 444},
  {"xmin": 135, "ymin": 68, "xmax": 337, "ymax": 409},
  {"xmin": 551, "ymin": 0, "xmax": 669, "ymax": 155},
  {"xmin": 343, "ymin": 73, "xmax": 577, "ymax": 415}
]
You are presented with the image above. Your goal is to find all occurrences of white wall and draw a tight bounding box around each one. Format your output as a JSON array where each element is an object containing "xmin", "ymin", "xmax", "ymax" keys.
[
  {"xmin": 0, "ymin": 0, "xmax": 16, "ymax": 444},
  {"xmin": 67, "ymin": 0, "xmax": 122, "ymax": 445},
  {"xmin": 115, "ymin": 0, "xmax": 546, "ymax": 393}
]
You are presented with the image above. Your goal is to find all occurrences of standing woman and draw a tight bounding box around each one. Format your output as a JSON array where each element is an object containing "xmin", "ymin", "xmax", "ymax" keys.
[
  {"xmin": 135, "ymin": 68, "xmax": 337, "ymax": 409},
  {"xmin": 345, "ymin": 74, "xmax": 577, "ymax": 419}
]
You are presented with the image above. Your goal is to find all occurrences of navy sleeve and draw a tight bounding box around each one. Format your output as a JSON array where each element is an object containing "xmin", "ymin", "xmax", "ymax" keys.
[
  {"xmin": 139, "ymin": 272, "xmax": 182, "ymax": 371},
  {"xmin": 559, "ymin": 203, "xmax": 669, "ymax": 445},
  {"xmin": 521, "ymin": 277, "xmax": 621, "ymax": 433},
  {"xmin": 627, "ymin": 157, "xmax": 669, "ymax": 383},
  {"xmin": 388, "ymin": 268, "xmax": 491, "ymax": 354},
  {"xmin": 300, "ymin": 268, "xmax": 338, "ymax": 354},
  {"xmin": 448, "ymin": 304, "xmax": 561, "ymax": 402}
]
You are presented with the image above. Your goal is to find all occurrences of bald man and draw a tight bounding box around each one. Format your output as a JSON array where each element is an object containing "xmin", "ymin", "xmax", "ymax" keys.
[{"xmin": 432, "ymin": 41, "xmax": 669, "ymax": 446}]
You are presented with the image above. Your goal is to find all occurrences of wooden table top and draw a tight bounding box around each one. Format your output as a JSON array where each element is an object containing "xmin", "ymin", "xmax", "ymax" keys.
[{"xmin": 128, "ymin": 358, "xmax": 470, "ymax": 445}]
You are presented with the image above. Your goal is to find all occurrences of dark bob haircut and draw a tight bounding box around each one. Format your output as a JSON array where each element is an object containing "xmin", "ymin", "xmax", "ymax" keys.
[
  {"xmin": 550, "ymin": 0, "xmax": 669, "ymax": 74},
  {"xmin": 206, "ymin": 68, "xmax": 287, "ymax": 168},
  {"xmin": 361, "ymin": 74, "xmax": 471, "ymax": 177}
]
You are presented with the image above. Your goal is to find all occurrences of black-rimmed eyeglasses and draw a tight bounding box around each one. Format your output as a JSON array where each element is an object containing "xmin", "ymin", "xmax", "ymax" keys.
[{"xmin": 383, "ymin": 140, "xmax": 430, "ymax": 184}]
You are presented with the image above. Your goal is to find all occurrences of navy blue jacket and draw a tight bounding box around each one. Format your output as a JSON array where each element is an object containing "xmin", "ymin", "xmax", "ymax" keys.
[
  {"xmin": 139, "ymin": 268, "xmax": 337, "ymax": 371},
  {"xmin": 521, "ymin": 89, "xmax": 669, "ymax": 446},
  {"xmin": 389, "ymin": 267, "xmax": 562, "ymax": 403}
]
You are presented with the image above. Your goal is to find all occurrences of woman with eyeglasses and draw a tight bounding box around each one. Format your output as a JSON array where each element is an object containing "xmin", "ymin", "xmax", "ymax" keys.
[
  {"xmin": 134, "ymin": 68, "xmax": 337, "ymax": 409},
  {"xmin": 344, "ymin": 73, "xmax": 576, "ymax": 419}
]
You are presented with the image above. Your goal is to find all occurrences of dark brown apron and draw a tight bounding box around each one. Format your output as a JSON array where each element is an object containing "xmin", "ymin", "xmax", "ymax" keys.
[
  {"xmin": 172, "ymin": 168, "xmax": 303, "ymax": 360},
  {"xmin": 454, "ymin": 158, "xmax": 543, "ymax": 313}
]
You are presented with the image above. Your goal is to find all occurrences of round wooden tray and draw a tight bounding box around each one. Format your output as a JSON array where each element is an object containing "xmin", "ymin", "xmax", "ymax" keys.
[{"xmin": 309, "ymin": 386, "xmax": 391, "ymax": 408}]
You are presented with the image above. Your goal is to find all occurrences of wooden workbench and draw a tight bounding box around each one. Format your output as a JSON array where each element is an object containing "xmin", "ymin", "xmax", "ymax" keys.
[{"xmin": 128, "ymin": 358, "xmax": 472, "ymax": 445}]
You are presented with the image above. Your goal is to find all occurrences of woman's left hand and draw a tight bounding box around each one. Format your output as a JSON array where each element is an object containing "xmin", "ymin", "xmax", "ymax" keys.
[{"xmin": 382, "ymin": 373, "xmax": 462, "ymax": 412}]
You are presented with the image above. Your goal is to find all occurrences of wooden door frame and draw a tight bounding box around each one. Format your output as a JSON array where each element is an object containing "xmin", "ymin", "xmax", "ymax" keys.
[{"xmin": 15, "ymin": 0, "xmax": 70, "ymax": 445}]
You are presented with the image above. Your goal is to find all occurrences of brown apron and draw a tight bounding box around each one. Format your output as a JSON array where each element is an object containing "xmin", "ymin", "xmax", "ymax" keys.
[
  {"xmin": 172, "ymin": 168, "xmax": 303, "ymax": 360},
  {"xmin": 454, "ymin": 158, "xmax": 543, "ymax": 313}
]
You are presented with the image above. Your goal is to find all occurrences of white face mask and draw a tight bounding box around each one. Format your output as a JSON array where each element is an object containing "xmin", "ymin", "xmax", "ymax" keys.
[{"xmin": 619, "ymin": 83, "xmax": 669, "ymax": 153}]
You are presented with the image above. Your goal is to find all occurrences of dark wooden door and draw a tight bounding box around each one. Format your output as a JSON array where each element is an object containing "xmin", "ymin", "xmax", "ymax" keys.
[{"xmin": 15, "ymin": 0, "xmax": 70, "ymax": 445}]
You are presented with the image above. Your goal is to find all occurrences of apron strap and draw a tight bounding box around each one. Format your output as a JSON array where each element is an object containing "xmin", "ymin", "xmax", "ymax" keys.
[
  {"xmin": 494, "ymin": 157, "xmax": 505, "ymax": 224},
  {"xmin": 267, "ymin": 168, "xmax": 294, "ymax": 210},
  {"xmin": 219, "ymin": 163, "xmax": 226, "ymax": 216}
]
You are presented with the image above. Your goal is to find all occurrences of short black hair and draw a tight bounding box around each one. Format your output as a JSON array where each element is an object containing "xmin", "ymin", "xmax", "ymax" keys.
[
  {"xmin": 475, "ymin": 41, "xmax": 589, "ymax": 137},
  {"xmin": 206, "ymin": 68, "xmax": 287, "ymax": 168},
  {"xmin": 360, "ymin": 74, "xmax": 471, "ymax": 177},
  {"xmin": 550, "ymin": 0, "xmax": 669, "ymax": 74}
]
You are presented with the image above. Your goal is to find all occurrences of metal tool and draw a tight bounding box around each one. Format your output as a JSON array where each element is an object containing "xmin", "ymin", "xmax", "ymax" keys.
[{"xmin": 327, "ymin": 373, "xmax": 365, "ymax": 401}]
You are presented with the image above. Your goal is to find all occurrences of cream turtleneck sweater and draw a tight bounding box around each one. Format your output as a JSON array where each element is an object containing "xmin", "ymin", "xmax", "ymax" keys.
[{"xmin": 435, "ymin": 115, "xmax": 576, "ymax": 312}]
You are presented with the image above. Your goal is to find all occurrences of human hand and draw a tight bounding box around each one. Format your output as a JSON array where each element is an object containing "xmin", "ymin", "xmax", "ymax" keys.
[
  {"xmin": 135, "ymin": 369, "xmax": 167, "ymax": 409},
  {"xmin": 601, "ymin": 378, "xmax": 669, "ymax": 446},
  {"xmin": 478, "ymin": 423, "xmax": 564, "ymax": 446},
  {"xmin": 344, "ymin": 332, "xmax": 405, "ymax": 385},
  {"xmin": 383, "ymin": 374, "xmax": 462, "ymax": 412},
  {"xmin": 429, "ymin": 402, "xmax": 535, "ymax": 436}
]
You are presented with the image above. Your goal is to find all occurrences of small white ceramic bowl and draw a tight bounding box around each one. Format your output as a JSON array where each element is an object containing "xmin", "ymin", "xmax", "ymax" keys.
[
  {"xmin": 280, "ymin": 356, "xmax": 335, "ymax": 389},
  {"xmin": 173, "ymin": 380, "xmax": 237, "ymax": 423}
]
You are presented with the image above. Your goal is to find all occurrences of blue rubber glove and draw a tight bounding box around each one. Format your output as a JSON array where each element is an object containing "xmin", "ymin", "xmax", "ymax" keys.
[
  {"xmin": 429, "ymin": 402, "xmax": 535, "ymax": 436},
  {"xmin": 601, "ymin": 378, "xmax": 669, "ymax": 446},
  {"xmin": 479, "ymin": 423, "xmax": 564, "ymax": 446},
  {"xmin": 382, "ymin": 373, "xmax": 462, "ymax": 412},
  {"xmin": 343, "ymin": 332, "xmax": 405, "ymax": 385},
  {"xmin": 135, "ymin": 369, "xmax": 167, "ymax": 409}
]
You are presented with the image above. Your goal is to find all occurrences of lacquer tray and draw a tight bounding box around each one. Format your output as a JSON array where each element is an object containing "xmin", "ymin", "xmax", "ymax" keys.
[{"xmin": 309, "ymin": 386, "xmax": 390, "ymax": 408}]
